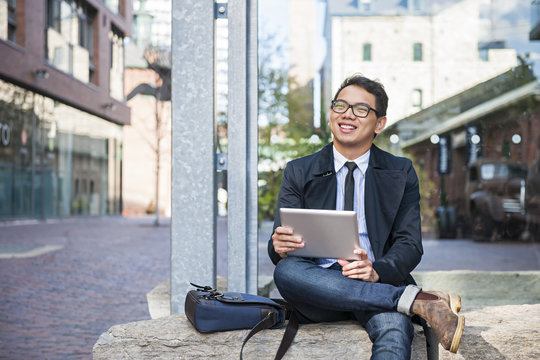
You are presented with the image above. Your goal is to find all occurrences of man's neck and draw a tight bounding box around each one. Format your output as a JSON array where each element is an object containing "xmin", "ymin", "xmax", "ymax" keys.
[{"xmin": 334, "ymin": 142, "xmax": 372, "ymax": 160}]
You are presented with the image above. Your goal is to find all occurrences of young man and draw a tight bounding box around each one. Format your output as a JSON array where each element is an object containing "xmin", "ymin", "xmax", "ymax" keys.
[{"xmin": 268, "ymin": 75, "xmax": 464, "ymax": 359}]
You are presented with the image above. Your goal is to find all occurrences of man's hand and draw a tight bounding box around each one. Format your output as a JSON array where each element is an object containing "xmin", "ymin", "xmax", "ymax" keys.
[
  {"xmin": 337, "ymin": 249, "xmax": 379, "ymax": 282},
  {"xmin": 272, "ymin": 226, "xmax": 304, "ymax": 258}
]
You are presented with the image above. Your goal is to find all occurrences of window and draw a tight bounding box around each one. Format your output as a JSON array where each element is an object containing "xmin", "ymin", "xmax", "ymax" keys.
[
  {"xmin": 469, "ymin": 167, "xmax": 478, "ymax": 182},
  {"xmin": 109, "ymin": 26, "xmax": 124, "ymax": 101},
  {"xmin": 102, "ymin": 0, "xmax": 119, "ymax": 14},
  {"xmin": 45, "ymin": 0, "xmax": 95, "ymax": 83},
  {"xmin": 363, "ymin": 43, "xmax": 372, "ymax": 61},
  {"xmin": 413, "ymin": 43, "xmax": 423, "ymax": 61},
  {"xmin": 502, "ymin": 139, "xmax": 510, "ymax": 159},
  {"xmin": 411, "ymin": 89, "xmax": 423, "ymax": 112},
  {"xmin": 0, "ymin": 0, "xmax": 17, "ymax": 43},
  {"xmin": 359, "ymin": 0, "xmax": 372, "ymax": 12},
  {"xmin": 409, "ymin": 0, "xmax": 425, "ymax": 12},
  {"xmin": 78, "ymin": 4, "xmax": 95, "ymax": 82},
  {"xmin": 0, "ymin": 79, "xmax": 123, "ymax": 219}
]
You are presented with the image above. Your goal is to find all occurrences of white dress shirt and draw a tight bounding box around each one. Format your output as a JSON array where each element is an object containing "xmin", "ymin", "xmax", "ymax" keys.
[{"xmin": 316, "ymin": 146, "xmax": 375, "ymax": 267}]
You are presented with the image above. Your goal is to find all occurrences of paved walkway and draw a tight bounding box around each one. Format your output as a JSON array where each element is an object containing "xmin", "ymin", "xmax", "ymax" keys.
[
  {"xmin": 0, "ymin": 216, "xmax": 538, "ymax": 359},
  {"xmin": 0, "ymin": 217, "xmax": 170, "ymax": 360}
]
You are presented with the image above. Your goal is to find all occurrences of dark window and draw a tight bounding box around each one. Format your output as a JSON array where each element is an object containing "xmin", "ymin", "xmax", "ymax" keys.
[
  {"xmin": 7, "ymin": 0, "xmax": 16, "ymax": 43},
  {"xmin": 411, "ymin": 89, "xmax": 423, "ymax": 111},
  {"xmin": 363, "ymin": 43, "xmax": 372, "ymax": 61},
  {"xmin": 502, "ymin": 139, "xmax": 510, "ymax": 159},
  {"xmin": 78, "ymin": 2, "xmax": 94, "ymax": 52},
  {"xmin": 45, "ymin": 0, "xmax": 96, "ymax": 83},
  {"xmin": 46, "ymin": 0, "xmax": 62, "ymax": 32},
  {"xmin": 413, "ymin": 42, "xmax": 423, "ymax": 61},
  {"xmin": 411, "ymin": 0, "xmax": 425, "ymax": 11},
  {"xmin": 469, "ymin": 167, "xmax": 478, "ymax": 182}
]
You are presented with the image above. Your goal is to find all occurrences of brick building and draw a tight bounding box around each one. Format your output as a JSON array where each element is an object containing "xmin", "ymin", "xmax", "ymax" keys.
[
  {"xmin": 384, "ymin": 65, "xmax": 540, "ymax": 236},
  {"xmin": 0, "ymin": 0, "xmax": 132, "ymax": 219}
]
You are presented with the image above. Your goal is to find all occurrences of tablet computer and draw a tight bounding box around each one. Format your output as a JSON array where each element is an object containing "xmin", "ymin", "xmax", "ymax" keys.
[{"xmin": 279, "ymin": 208, "xmax": 361, "ymax": 260}]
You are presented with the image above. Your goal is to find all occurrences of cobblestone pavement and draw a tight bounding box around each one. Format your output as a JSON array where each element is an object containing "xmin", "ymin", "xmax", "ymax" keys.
[
  {"xmin": 0, "ymin": 217, "xmax": 171, "ymax": 360},
  {"xmin": 1, "ymin": 217, "xmax": 539, "ymax": 360}
]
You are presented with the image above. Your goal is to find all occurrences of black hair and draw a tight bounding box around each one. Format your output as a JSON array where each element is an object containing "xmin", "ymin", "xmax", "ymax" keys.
[{"xmin": 333, "ymin": 74, "xmax": 388, "ymax": 117}]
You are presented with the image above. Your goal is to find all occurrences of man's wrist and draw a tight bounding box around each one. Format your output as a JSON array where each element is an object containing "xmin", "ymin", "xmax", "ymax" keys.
[{"xmin": 372, "ymin": 269, "xmax": 380, "ymax": 282}]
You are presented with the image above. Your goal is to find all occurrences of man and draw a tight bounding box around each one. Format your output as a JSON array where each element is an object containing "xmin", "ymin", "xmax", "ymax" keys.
[{"xmin": 268, "ymin": 74, "xmax": 464, "ymax": 359}]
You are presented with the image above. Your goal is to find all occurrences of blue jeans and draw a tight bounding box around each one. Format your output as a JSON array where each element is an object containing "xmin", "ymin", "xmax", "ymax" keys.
[{"xmin": 274, "ymin": 256, "xmax": 415, "ymax": 360}]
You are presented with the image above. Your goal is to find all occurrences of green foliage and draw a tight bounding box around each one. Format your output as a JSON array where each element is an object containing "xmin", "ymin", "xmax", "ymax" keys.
[{"xmin": 258, "ymin": 68, "xmax": 331, "ymax": 221}]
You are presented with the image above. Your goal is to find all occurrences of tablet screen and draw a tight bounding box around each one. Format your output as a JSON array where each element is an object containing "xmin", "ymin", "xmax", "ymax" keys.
[{"xmin": 279, "ymin": 208, "xmax": 361, "ymax": 259}]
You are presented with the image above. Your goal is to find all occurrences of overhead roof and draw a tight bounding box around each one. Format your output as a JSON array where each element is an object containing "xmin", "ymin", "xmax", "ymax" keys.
[{"xmin": 385, "ymin": 65, "xmax": 538, "ymax": 148}]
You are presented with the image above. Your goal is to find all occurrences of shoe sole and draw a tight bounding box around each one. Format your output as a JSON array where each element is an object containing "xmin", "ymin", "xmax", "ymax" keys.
[
  {"xmin": 449, "ymin": 315, "xmax": 465, "ymax": 353},
  {"xmin": 449, "ymin": 294, "xmax": 461, "ymax": 314}
]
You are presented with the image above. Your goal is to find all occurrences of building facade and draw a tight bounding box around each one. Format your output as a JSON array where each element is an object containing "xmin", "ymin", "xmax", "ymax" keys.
[
  {"xmin": 322, "ymin": 0, "xmax": 518, "ymax": 125},
  {"xmin": 123, "ymin": 65, "xmax": 172, "ymax": 217},
  {"xmin": 122, "ymin": 0, "xmax": 172, "ymax": 217},
  {"xmin": 0, "ymin": 0, "xmax": 131, "ymax": 219},
  {"xmin": 384, "ymin": 65, "xmax": 540, "ymax": 237}
]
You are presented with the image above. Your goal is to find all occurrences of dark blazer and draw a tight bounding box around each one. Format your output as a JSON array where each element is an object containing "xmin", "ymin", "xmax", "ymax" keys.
[{"xmin": 268, "ymin": 142, "xmax": 423, "ymax": 286}]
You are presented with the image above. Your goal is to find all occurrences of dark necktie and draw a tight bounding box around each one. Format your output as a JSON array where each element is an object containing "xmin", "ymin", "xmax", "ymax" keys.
[{"xmin": 344, "ymin": 161, "xmax": 357, "ymax": 211}]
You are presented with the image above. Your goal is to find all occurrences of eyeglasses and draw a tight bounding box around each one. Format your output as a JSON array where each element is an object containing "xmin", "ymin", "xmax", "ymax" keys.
[{"xmin": 331, "ymin": 100, "xmax": 379, "ymax": 118}]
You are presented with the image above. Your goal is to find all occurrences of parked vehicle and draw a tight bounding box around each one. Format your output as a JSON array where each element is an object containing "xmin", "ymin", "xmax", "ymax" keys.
[{"xmin": 464, "ymin": 160, "xmax": 528, "ymax": 241}]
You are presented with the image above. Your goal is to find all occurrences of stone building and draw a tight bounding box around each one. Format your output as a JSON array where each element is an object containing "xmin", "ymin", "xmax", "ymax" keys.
[{"xmin": 321, "ymin": 0, "xmax": 517, "ymax": 125}]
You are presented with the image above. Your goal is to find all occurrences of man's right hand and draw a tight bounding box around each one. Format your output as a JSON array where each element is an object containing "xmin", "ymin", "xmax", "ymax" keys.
[{"xmin": 271, "ymin": 226, "xmax": 305, "ymax": 258}]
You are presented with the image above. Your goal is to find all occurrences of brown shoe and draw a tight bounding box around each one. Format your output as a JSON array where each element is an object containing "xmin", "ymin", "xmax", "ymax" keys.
[
  {"xmin": 429, "ymin": 291, "xmax": 461, "ymax": 314},
  {"xmin": 411, "ymin": 292, "xmax": 465, "ymax": 353}
]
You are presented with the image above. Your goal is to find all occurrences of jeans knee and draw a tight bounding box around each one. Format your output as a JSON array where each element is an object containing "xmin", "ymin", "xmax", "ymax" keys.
[{"xmin": 273, "ymin": 257, "xmax": 295, "ymax": 289}]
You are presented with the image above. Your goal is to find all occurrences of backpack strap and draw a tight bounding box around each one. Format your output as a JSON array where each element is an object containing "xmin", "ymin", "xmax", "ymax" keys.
[
  {"xmin": 239, "ymin": 308, "xmax": 300, "ymax": 360},
  {"xmin": 274, "ymin": 311, "xmax": 299, "ymax": 360}
]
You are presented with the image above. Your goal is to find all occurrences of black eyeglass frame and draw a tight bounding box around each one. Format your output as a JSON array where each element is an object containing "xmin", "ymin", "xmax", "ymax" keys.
[{"xmin": 331, "ymin": 100, "xmax": 380, "ymax": 118}]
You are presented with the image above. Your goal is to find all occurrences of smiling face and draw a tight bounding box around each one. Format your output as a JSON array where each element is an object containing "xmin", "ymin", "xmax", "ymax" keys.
[{"xmin": 329, "ymin": 85, "xmax": 387, "ymax": 159}]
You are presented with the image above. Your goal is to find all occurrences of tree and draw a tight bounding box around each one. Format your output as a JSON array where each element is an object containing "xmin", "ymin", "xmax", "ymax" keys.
[
  {"xmin": 257, "ymin": 35, "xmax": 331, "ymax": 221},
  {"xmin": 126, "ymin": 46, "xmax": 171, "ymax": 226}
]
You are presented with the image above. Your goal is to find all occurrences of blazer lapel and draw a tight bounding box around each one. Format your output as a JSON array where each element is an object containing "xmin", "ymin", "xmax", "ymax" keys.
[
  {"xmin": 365, "ymin": 146, "xmax": 407, "ymax": 259},
  {"xmin": 303, "ymin": 143, "xmax": 337, "ymax": 210}
]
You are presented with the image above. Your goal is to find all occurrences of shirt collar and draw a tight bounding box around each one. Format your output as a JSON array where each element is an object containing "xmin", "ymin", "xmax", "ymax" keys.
[{"xmin": 333, "ymin": 145, "xmax": 370, "ymax": 176}]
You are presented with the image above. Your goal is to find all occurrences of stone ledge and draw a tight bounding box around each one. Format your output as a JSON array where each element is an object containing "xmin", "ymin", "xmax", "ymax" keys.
[
  {"xmin": 93, "ymin": 315, "xmax": 427, "ymax": 360},
  {"xmin": 93, "ymin": 304, "xmax": 540, "ymax": 360}
]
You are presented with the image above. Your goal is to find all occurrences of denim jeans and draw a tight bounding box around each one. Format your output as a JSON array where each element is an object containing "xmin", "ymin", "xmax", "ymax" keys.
[{"xmin": 274, "ymin": 256, "xmax": 416, "ymax": 360}]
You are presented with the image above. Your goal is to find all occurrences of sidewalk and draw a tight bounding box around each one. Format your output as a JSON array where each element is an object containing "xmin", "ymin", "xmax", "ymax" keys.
[
  {"xmin": 0, "ymin": 217, "xmax": 171, "ymax": 360},
  {"xmin": 0, "ymin": 216, "xmax": 538, "ymax": 359}
]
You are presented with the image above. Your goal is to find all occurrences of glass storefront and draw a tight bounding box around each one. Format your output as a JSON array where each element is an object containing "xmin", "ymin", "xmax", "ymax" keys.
[{"xmin": 0, "ymin": 79, "xmax": 122, "ymax": 219}]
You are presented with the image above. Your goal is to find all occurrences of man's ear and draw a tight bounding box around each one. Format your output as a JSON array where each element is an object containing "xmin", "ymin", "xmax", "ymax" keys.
[{"xmin": 374, "ymin": 116, "xmax": 387, "ymax": 135}]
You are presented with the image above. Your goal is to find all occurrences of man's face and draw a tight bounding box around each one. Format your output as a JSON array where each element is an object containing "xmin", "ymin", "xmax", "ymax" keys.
[{"xmin": 329, "ymin": 85, "xmax": 386, "ymax": 157}]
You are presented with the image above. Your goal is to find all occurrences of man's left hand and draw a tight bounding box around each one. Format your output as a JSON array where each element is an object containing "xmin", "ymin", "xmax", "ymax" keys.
[{"xmin": 337, "ymin": 249, "xmax": 380, "ymax": 282}]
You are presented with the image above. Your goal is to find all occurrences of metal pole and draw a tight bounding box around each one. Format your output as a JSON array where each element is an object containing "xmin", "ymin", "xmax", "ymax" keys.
[
  {"xmin": 227, "ymin": 0, "xmax": 248, "ymax": 293},
  {"xmin": 227, "ymin": 0, "xmax": 258, "ymax": 294},
  {"xmin": 170, "ymin": 0, "xmax": 216, "ymax": 313},
  {"xmin": 246, "ymin": 0, "xmax": 259, "ymax": 295}
]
